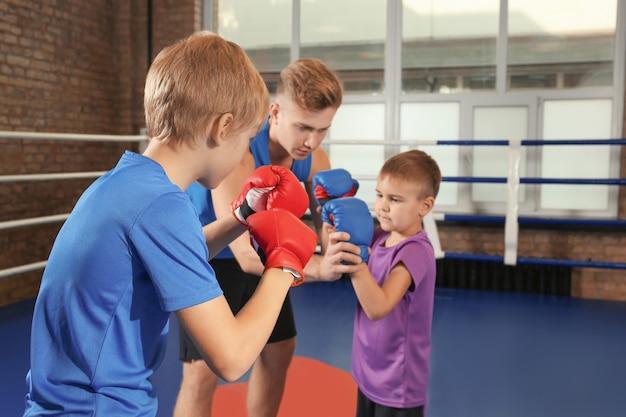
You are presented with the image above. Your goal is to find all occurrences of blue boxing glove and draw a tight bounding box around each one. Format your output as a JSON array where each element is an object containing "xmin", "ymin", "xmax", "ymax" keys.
[
  {"xmin": 322, "ymin": 197, "xmax": 374, "ymax": 262},
  {"xmin": 313, "ymin": 168, "xmax": 359, "ymax": 207}
]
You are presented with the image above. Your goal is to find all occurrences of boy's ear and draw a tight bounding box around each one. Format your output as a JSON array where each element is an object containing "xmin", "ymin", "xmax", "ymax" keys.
[
  {"xmin": 419, "ymin": 196, "xmax": 435, "ymax": 217},
  {"xmin": 210, "ymin": 112, "xmax": 234, "ymax": 145}
]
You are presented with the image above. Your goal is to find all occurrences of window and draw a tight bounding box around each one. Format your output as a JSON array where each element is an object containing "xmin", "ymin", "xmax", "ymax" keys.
[
  {"xmin": 210, "ymin": 0, "xmax": 625, "ymax": 218},
  {"xmin": 301, "ymin": 0, "xmax": 387, "ymax": 94},
  {"xmin": 216, "ymin": 0, "xmax": 292, "ymax": 93},
  {"xmin": 540, "ymin": 99, "xmax": 613, "ymax": 211},
  {"xmin": 402, "ymin": 0, "xmax": 499, "ymax": 93},
  {"xmin": 400, "ymin": 102, "xmax": 461, "ymax": 207},
  {"xmin": 508, "ymin": 0, "xmax": 617, "ymax": 90}
]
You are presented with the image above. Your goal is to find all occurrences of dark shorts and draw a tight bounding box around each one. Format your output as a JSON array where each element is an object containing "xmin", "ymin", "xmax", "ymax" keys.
[
  {"xmin": 179, "ymin": 258, "xmax": 296, "ymax": 361},
  {"xmin": 356, "ymin": 389, "xmax": 424, "ymax": 417}
]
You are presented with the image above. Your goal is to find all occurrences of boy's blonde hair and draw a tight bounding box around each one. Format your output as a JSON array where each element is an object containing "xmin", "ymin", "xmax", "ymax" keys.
[
  {"xmin": 380, "ymin": 150, "xmax": 442, "ymax": 199},
  {"xmin": 144, "ymin": 31, "xmax": 269, "ymax": 146},
  {"xmin": 276, "ymin": 58, "xmax": 343, "ymax": 111}
]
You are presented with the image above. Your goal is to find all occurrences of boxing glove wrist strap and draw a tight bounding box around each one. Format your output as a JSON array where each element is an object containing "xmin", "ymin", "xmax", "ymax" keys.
[
  {"xmin": 237, "ymin": 200, "xmax": 255, "ymax": 221},
  {"xmin": 282, "ymin": 267, "xmax": 302, "ymax": 285}
]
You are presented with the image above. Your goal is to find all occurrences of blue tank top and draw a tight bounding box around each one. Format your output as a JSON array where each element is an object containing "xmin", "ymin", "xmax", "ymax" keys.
[{"xmin": 188, "ymin": 117, "xmax": 312, "ymax": 259}]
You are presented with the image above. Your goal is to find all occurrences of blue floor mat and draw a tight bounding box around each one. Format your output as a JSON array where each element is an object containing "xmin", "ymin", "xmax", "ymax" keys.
[{"xmin": 3, "ymin": 280, "xmax": 626, "ymax": 417}]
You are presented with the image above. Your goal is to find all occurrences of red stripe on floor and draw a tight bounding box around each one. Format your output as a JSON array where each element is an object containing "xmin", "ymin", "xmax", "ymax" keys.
[{"xmin": 213, "ymin": 356, "xmax": 357, "ymax": 416}]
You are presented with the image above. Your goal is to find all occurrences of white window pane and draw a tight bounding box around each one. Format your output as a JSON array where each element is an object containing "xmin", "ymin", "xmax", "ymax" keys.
[
  {"xmin": 301, "ymin": 0, "xmax": 387, "ymax": 94},
  {"xmin": 328, "ymin": 104, "xmax": 386, "ymax": 206},
  {"xmin": 402, "ymin": 0, "xmax": 499, "ymax": 93},
  {"xmin": 217, "ymin": 0, "xmax": 292, "ymax": 86},
  {"xmin": 509, "ymin": 0, "xmax": 617, "ymax": 36},
  {"xmin": 473, "ymin": 107, "xmax": 528, "ymax": 203},
  {"xmin": 400, "ymin": 102, "xmax": 460, "ymax": 206},
  {"xmin": 508, "ymin": 0, "xmax": 617, "ymax": 89},
  {"xmin": 541, "ymin": 99, "xmax": 612, "ymax": 210}
]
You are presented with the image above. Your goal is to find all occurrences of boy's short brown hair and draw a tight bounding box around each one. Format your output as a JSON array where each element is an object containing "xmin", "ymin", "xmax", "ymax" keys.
[
  {"xmin": 276, "ymin": 58, "xmax": 343, "ymax": 112},
  {"xmin": 380, "ymin": 150, "xmax": 442, "ymax": 199},
  {"xmin": 144, "ymin": 31, "xmax": 269, "ymax": 146}
]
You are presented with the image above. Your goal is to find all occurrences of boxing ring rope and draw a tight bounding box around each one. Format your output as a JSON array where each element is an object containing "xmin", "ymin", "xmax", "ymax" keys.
[
  {"xmin": 325, "ymin": 137, "xmax": 626, "ymax": 270},
  {"xmin": 431, "ymin": 213, "xmax": 626, "ymax": 228},
  {"xmin": 0, "ymin": 131, "xmax": 148, "ymax": 280},
  {"xmin": 1, "ymin": 133, "xmax": 625, "ymax": 280}
]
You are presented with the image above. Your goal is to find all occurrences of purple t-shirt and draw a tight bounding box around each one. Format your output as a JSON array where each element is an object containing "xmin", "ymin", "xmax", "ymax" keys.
[{"xmin": 351, "ymin": 227, "xmax": 436, "ymax": 409}]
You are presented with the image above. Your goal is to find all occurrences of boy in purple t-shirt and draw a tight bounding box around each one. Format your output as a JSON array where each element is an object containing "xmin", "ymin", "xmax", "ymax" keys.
[{"xmin": 324, "ymin": 150, "xmax": 442, "ymax": 417}]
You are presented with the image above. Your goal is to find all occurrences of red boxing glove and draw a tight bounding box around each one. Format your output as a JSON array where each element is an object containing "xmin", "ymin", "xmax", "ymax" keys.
[
  {"xmin": 232, "ymin": 166, "xmax": 309, "ymax": 225},
  {"xmin": 247, "ymin": 208, "xmax": 317, "ymax": 286}
]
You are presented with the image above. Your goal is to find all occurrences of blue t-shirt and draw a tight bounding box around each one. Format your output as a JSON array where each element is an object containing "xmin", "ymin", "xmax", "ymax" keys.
[
  {"xmin": 23, "ymin": 151, "xmax": 223, "ymax": 416},
  {"xmin": 187, "ymin": 117, "xmax": 312, "ymax": 259}
]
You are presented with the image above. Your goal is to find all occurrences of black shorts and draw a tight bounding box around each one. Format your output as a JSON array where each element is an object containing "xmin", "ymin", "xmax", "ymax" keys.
[
  {"xmin": 356, "ymin": 389, "xmax": 424, "ymax": 417},
  {"xmin": 179, "ymin": 258, "xmax": 296, "ymax": 361}
]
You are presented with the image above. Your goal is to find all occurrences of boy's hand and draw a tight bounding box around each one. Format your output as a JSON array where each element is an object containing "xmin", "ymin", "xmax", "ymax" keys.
[{"xmin": 232, "ymin": 165, "xmax": 308, "ymax": 225}]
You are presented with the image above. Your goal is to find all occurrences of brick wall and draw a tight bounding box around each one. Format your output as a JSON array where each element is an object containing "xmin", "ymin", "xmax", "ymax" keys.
[
  {"xmin": 2, "ymin": 2, "xmax": 122, "ymax": 133},
  {"xmin": 0, "ymin": 0, "xmax": 199, "ymax": 306},
  {"xmin": 436, "ymin": 222, "xmax": 626, "ymax": 301},
  {"xmin": 151, "ymin": 0, "xmax": 201, "ymax": 58}
]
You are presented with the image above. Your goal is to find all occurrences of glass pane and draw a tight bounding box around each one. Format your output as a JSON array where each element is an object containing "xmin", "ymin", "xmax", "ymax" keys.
[
  {"xmin": 400, "ymin": 102, "xmax": 460, "ymax": 206},
  {"xmin": 472, "ymin": 107, "xmax": 528, "ymax": 204},
  {"xmin": 541, "ymin": 99, "xmax": 612, "ymax": 210},
  {"xmin": 301, "ymin": 0, "xmax": 387, "ymax": 94},
  {"xmin": 508, "ymin": 0, "xmax": 617, "ymax": 90},
  {"xmin": 327, "ymin": 104, "xmax": 386, "ymax": 207},
  {"xmin": 402, "ymin": 0, "xmax": 499, "ymax": 93},
  {"xmin": 217, "ymin": 0, "xmax": 291, "ymax": 93}
]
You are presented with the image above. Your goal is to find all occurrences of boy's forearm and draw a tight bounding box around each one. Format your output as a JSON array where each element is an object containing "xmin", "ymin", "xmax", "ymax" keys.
[
  {"xmin": 350, "ymin": 267, "xmax": 387, "ymax": 320},
  {"xmin": 228, "ymin": 268, "xmax": 293, "ymax": 359},
  {"xmin": 186, "ymin": 268, "xmax": 293, "ymax": 382},
  {"xmin": 203, "ymin": 215, "xmax": 246, "ymax": 260},
  {"xmin": 230, "ymin": 233, "xmax": 266, "ymax": 276}
]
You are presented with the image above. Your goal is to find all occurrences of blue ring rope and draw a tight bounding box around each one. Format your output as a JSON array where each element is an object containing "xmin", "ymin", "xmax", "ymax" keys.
[
  {"xmin": 434, "ymin": 139, "xmax": 626, "ymax": 146},
  {"xmin": 442, "ymin": 252, "xmax": 626, "ymax": 270},
  {"xmin": 442, "ymin": 176, "xmax": 626, "ymax": 185},
  {"xmin": 439, "ymin": 214, "xmax": 626, "ymax": 227},
  {"xmin": 427, "ymin": 138, "xmax": 626, "ymax": 269}
]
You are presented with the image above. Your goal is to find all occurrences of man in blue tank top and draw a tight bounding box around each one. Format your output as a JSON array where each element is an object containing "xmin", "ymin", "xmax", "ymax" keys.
[{"xmin": 174, "ymin": 58, "xmax": 362, "ymax": 417}]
